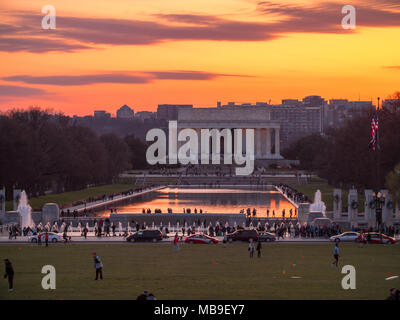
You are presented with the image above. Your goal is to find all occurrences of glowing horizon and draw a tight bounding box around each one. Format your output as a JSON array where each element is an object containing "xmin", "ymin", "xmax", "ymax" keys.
[{"xmin": 1, "ymin": 0, "xmax": 399, "ymax": 116}]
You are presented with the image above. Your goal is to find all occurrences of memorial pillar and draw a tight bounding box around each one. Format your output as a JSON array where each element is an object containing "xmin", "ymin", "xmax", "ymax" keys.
[
  {"xmin": 275, "ymin": 128, "xmax": 280, "ymax": 156},
  {"xmin": 265, "ymin": 128, "xmax": 271, "ymax": 158},
  {"xmin": 256, "ymin": 128, "xmax": 261, "ymax": 158}
]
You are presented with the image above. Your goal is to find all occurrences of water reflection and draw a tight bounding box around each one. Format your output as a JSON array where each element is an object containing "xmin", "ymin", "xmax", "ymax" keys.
[{"xmin": 97, "ymin": 186, "xmax": 295, "ymax": 217}]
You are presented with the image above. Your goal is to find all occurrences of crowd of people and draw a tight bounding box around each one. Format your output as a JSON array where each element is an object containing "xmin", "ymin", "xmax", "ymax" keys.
[{"xmin": 275, "ymin": 183, "xmax": 310, "ymax": 204}]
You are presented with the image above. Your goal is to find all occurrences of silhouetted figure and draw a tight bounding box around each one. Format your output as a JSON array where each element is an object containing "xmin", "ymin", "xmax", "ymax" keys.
[{"xmin": 3, "ymin": 259, "xmax": 14, "ymax": 292}]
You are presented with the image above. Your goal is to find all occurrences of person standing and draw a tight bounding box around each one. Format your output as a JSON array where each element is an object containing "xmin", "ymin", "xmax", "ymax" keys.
[
  {"xmin": 45, "ymin": 232, "xmax": 49, "ymax": 247},
  {"xmin": 3, "ymin": 259, "xmax": 14, "ymax": 292},
  {"xmin": 93, "ymin": 252, "xmax": 103, "ymax": 280},
  {"xmin": 173, "ymin": 233, "xmax": 180, "ymax": 251},
  {"xmin": 256, "ymin": 240, "xmax": 262, "ymax": 258},
  {"xmin": 83, "ymin": 227, "xmax": 88, "ymax": 239},
  {"xmin": 249, "ymin": 239, "xmax": 255, "ymax": 258},
  {"xmin": 331, "ymin": 243, "xmax": 339, "ymax": 267},
  {"xmin": 38, "ymin": 232, "xmax": 42, "ymax": 246}
]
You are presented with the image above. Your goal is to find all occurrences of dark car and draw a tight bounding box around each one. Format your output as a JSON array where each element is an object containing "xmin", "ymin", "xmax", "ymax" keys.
[
  {"xmin": 257, "ymin": 232, "xmax": 276, "ymax": 242},
  {"xmin": 223, "ymin": 229, "xmax": 258, "ymax": 243},
  {"xmin": 126, "ymin": 229, "xmax": 163, "ymax": 242}
]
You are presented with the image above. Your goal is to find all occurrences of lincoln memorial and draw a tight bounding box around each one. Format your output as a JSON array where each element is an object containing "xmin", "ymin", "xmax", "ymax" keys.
[{"xmin": 176, "ymin": 107, "xmax": 283, "ymax": 161}]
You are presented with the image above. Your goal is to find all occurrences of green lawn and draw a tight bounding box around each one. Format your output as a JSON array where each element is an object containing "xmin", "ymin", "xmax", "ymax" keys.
[
  {"xmin": 6, "ymin": 184, "xmax": 139, "ymax": 211},
  {"xmin": 0, "ymin": 243, "xmax": 399, "ymax": 300}
]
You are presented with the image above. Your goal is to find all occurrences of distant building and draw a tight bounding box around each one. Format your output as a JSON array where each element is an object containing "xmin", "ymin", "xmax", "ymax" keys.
[
  {"xmin": 116, "ymin": 104, "xmax": 134, "ymax": 119},
  {"xmin": 157, "ymin": 104, "xmax": 193, "ymax": 120},
  {"xmin": 135, "ymin": 111, "xmax": 156, "ymax": 121},
  {"xmin": 326, "ymin": 100, "xmax": 374, "ymax": 128},
  {"xmin": 218, "ymin": 99, "xmax": 325, "ymax": 149},
  {"xmin": 94, "ymin": 110, "xmax": 111, "ymax": 119}
]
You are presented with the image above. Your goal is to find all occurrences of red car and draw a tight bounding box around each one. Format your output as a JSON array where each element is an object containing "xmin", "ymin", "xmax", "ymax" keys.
[
  {"xmin": 185, "ymin": 234, "xmax": 219, "ymax": 244},
  {"xmin": 362, "ymin": 232, "xmax": 396, "ymax": 244}
]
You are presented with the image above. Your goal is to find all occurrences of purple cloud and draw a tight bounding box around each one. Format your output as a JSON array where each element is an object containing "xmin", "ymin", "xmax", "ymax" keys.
[
  {"xmin": 0, "ymin": 37, "xmax": 90, "ymax": 53},
  {"xmin": 3, "ymin": 74, "xmax": 150, "ymax": 86},
  {"xmin": 2, "ymin": 2, "xmax": 400, "ymax": 53},
  {"xmin": 148, "ymin": 71, "xmax": 252, "ymax": 80},
  {"xmin": 0, "ymin": 85, "xmax": 47, "ymax": 97},
  {"xmin": 2, "ymin": 71, "xmax": 249, "ymax": 86}
]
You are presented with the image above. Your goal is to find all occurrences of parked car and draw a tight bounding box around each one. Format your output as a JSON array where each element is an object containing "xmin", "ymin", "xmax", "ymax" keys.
[
  {"xmin": 329, "ymin": 232, "xmax": 361, "ymax": 243},
  {"xmin": 257, "ymin": 232, "xmax": 276, "ymax": 242},
  {"xmin": 28, "ymin": 232, "xmax": 62, "ymax": 243},
  {"xmin": 185, "ymin": 234, "xmax": 218, "ymax": 244},
  {"xmin": 126, "ymin": 229, "xmax": 163, "ymax": 242},
  {"xmin": 361, "ymin": 232, "xmax": 396, "ymax": 244},
  {"xmin": 223, "ymin": 229, "xmax": 258, "ymax": 243}
]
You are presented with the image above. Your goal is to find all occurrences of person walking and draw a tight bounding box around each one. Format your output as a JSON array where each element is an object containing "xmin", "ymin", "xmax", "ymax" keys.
[
  {"xmin": 249, "ymin": 239, "xmax": 255, "ymax": 258},
  {"xmin": 173, "ymin": 233, "xmax": 180, "ymax": 251},
  {"xmin": 256, "ymin": 240, "xmax": 262, "ymax": 258},
  {"xmin": 93, "ymin": 252, "xmax": 103, "ymax": 280},
  {"xmin": 3, "ymin": 259, "xmax": 14, "ymax": 292},
  {"xmin": 45, "ymin": 232, "xmax": 49, "ymax": 247},
  {"xmin": 331, "ymin": 243, "xmax": 339, "ymax": 267},
  {"xmin": 83, "ymin": 227, "xmax": 88, "ymax": 239},
  {"xmin": 38, "ymin": 232, "xmax": 42, "ymax": 246}
]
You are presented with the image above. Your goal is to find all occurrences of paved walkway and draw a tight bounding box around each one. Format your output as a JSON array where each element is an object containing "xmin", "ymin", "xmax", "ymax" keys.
[{"xmin": 62, "ymin": 185, "xmax": 165, "ymax": 213}]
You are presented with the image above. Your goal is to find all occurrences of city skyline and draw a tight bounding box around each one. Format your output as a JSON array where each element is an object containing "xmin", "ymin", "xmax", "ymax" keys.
[{"xmin": 1, "ymin": 0, "xmax": 400, "ymax": 115}]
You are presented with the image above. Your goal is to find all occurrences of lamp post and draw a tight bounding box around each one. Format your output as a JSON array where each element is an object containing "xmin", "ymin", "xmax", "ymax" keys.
[{"xmin": 371, "ymin": 191, "xmax": 386, "ymax": 232}]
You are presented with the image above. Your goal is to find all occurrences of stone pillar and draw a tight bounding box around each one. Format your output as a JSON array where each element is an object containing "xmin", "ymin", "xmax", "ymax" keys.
[
  {"xmin": 348, "ymin": 189, "xmax": 358, "ymax": 226},
  {"xmin": 242, "ymin": 128, "xmax": 246, "ymax": 155},
  {"xmin": 274, "ymin": 128, "xmax": 280, "ymax": 156},
  {"xmin": 13, "ymin": 189, "xmax": 21, "ymax": 211},
  {"xmin": 42, "ymin": 203, "xmax": 60, "ymax": 224},
  {"xmin": 256, "ymin": 128, "xmax": 261, "ymax": 158},
  {"xmin": 364, "ymin": 189, "xmax": 374, "ymax": 227},
  {"xmin": 333, "ymin": 189, "xmax": 342, "ymax": 221},
  {"xmin": 265, "ymin": 128, "xmax": 271, "ymax": 158},
  {"xmin": 381, "ymin": 190, "xmax": 393, "ymax": 226},
  {"xmin": 0, "ymin": 187, "xmax": 5, "ymax": 214},
  {"xmin": 196, "ymin": 128, "xmax": 201, "ymax": 163}
]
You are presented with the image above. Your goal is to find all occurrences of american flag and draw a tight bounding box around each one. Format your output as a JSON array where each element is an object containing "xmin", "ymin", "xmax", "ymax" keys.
[{"xmin": 369, "ymin": 110, "xmax": 379, "ymax": 151}]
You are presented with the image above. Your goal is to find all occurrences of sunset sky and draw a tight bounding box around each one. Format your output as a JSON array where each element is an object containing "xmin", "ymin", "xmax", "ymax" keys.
[{"xmin": 1, "ymin": 0, "xmax": 399, "ymax": 115}]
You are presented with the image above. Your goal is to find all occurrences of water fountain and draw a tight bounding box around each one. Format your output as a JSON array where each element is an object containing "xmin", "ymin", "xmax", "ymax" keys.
[
  {"xmin": 78, "ymin": 222, "xmax": 82, "ymax": 234},
  {"xmin": 308, "ymin": 189, "xmax": 327, "ymax": 222},
  {"xmin": 127, "ymin": 222, "xmax": 131, "ymax": 233},
  {"xmin": 119, "ymin": 222, "xmax": 122, "ymax": 233},
  {"xmin": 17, "ymin": 191, "xmax": 33, "ymax": 228},
  {"xmin": 69, "ymin": 221, "xmax": 73, "ymax": 235}
]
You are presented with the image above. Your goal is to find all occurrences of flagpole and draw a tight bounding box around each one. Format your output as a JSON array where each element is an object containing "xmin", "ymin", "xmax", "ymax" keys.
[
  {"xmin": 376, "ymin": 97, "xmax": 381, "ymax": 232},
  {"xmin": 376, "ymin": 97, "xmax": 380, "ymax": 191}
]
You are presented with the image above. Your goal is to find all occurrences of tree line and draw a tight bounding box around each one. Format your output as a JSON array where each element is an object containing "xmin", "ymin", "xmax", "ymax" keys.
[
  {"xmin": 283, "ymin": 98, "xmax": 400, "ymax": 194},
  {"xmin": 0, "ymin": 108, "xmax": 148, "ymax": 200}
]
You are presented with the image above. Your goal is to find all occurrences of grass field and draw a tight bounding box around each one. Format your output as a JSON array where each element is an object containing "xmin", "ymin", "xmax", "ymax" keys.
[
  {"xmin": 0, "ymin": 243, "xmax": 399, "ymax": 300},
  {"xmin": 6, "ymin": 184, "xmax": 138, "ymax": 211}
]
